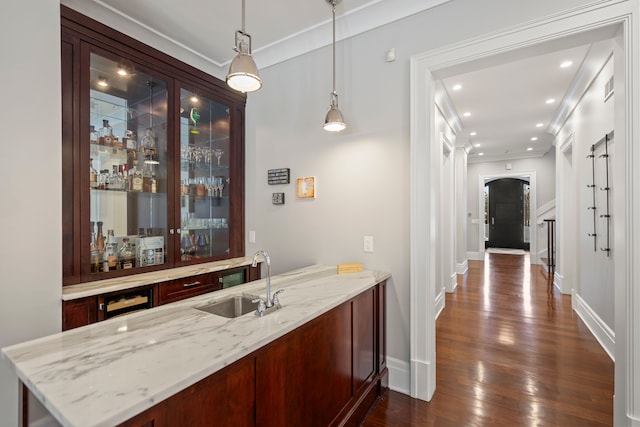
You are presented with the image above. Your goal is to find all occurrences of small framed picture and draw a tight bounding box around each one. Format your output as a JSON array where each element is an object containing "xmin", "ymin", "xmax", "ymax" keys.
[
  {"xmin": 296, "ymin": 177, "xmax": 316, "ymax": 199},
  {"xmin": 272, "ymin": 192, "xmax": 285, "ymax": 205}
]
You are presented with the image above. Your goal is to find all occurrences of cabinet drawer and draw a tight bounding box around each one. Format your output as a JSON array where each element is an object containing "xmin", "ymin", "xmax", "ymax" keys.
[{"xmin": 158, "ymin": 273, "xmax": 220, "ymax": 305}]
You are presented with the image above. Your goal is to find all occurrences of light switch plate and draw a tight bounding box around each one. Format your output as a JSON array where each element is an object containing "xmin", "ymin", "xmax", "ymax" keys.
[
  {"xmin": 249, "ymin": 230, "xmax": 256, "ymax": 243},
  {"xmin": 363, "ymin": 236, "xmax": 374, "ymax": 252}
]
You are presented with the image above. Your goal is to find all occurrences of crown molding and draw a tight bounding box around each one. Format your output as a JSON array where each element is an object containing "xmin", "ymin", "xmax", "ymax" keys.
[{"xmin": 548, "ymin": 39, "xmax": 615, "ymax": 135}]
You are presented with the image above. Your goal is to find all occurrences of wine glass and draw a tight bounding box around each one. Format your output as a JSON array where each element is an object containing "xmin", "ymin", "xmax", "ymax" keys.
[
  {"xmin": 213, "ymin": 148, "xmax": 224, "ymax": 167},
  {"xmin": 215, "ymin": 176, "xmax": 224, "ymax": 197}
]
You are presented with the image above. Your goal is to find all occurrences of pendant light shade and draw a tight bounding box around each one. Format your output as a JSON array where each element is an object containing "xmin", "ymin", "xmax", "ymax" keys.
[
  {"xmin": 324, "ymin": 92, "xmax": 346, "ymax": 132},
  {"xmin": 324, "ymin": 0, "xmax": 346, "ymax": 132},
  {"xmin": 226, "ymin": 0, "xmax": 262, "ymax": 93}
]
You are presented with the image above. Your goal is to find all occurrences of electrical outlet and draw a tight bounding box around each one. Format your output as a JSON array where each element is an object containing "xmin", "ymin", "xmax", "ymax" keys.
[
  {"xmin": 249, "ymin": 230, "xmax": 256, "ymax": 243},
  {"xmin": 363, "ymin": 236, "xmax": 374, "ymax": 253}
]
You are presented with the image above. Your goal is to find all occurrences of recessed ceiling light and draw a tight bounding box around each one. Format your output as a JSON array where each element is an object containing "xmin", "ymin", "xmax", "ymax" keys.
[
  {"xmin": 463, "ymin": 112, "xmax": 471, "ymax": 117},
  {"xmin": 470, "ymin": 131, "xmax": 477, "ymax": 136},
  {"xmin": 453, "ymin": 84, "xmax": 462, "ymax": 91},
  {"xmin": 536, "ymin": 123, "xmax": 544, "ymax": 128},
  {"xmin": 117, "ymin": 68, "xmax": 128, "ymax": 76},
  {"xmin": 527, "ymin": 147, "xmax": 533, "ymax": 151},
  {"xmin": 546, "ymin": 98, "xmax": 556, "ymax": 104},
  {"xmin": 97, "ymin": 76, "xmax": 108, "ymax": 87},
  {"xmin": 560, "ymin": 60, "xmax": 573, "ymax": 68},
  {"xmin": 531, "ymin": 137, "xmax": 538, "ymax": 141},
  {"xmin": 478, "ymin": 152, "xmax": 484, "ymax": 156},
  {"xmin": 190, "ymin": 96, "xmax": 199, "ymax": 103},
  {"xmin": 474, "ymin": 143, "xmax": 481, "ymax": 148}
]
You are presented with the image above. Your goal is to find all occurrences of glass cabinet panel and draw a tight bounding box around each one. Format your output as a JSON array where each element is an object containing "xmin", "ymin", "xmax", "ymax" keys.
[
  {"xmin": 88, "ymin": 52, "xmax": 168, "ymax": 274},
  {"xmin": 179, "ymin": 88, "xmax": 231, "ymax": 261}
]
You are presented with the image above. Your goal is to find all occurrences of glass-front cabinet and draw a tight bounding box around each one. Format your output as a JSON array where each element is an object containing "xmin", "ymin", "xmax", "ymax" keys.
[
  {"xmin": 178, "ymin": 88, "xmax": 231, "ymax": 261},
  {"xmin": 88, "ymin": 52, "xmax": 169, "ymax": 273},
  {"xmin": 62, "ymin": 10, "xmax": 246, "ymax": 285}
]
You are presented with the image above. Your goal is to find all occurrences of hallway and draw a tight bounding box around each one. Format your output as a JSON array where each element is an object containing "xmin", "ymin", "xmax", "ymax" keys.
[{"xmin": 363, "ymin": 252, "xmax": 614, "ymax": 426}]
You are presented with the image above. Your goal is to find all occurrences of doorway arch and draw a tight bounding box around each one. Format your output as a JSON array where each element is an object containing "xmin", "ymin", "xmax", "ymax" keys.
[{"xmin": 409, "ymin": 2, "xmax": 639, "ymax": 423}]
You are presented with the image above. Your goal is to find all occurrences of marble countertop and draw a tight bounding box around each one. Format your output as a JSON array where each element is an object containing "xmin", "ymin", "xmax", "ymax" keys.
[
  {"xmin": 62, "ymin": 257, "xmax": 258, "ymax": 300},
  {"xmin": 2, "ymin": 265, "xmax": 390, "ymax": 427}
]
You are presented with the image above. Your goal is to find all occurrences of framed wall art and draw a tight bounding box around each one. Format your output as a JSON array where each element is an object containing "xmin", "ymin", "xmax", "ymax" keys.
[{"xmin": 296, "ymin": 176, "xmax": 316, "ymax": 199}]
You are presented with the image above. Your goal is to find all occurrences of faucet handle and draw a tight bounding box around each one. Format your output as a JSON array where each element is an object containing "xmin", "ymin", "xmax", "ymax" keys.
[
  {"xmin": 272, "ymin": 289, "xmax": 285, "ymax": 307},
  {"xmin": 252, "ymin": 298, "xmax": 266, "ymax": 317}
]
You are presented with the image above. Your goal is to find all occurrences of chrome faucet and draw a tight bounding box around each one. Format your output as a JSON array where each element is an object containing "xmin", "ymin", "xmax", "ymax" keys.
[{"xmin": 252, "ymin": 250, "xmax": 273, "ymax": 308}]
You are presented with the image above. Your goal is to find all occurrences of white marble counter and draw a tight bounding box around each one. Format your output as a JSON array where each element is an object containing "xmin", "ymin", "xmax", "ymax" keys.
[
  {"xmin": 2, "ymin": 265, "xmax": 390, "ymax": 427},
  {"xmin": 62, "ymin": 256, "xmax": 257, "ymax": 300}
]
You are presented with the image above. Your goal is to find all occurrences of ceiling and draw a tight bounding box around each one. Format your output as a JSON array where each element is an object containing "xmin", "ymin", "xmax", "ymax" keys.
[
  {"xmin": 63, "ymin": 0, "xmax": 615, "ymax": 164},
  {"xmin": 440, "ymin": 44, "xmax": 592, "ymax": 163},
  {"xmin": 61, "ymin": 0, "xmax": 452, "ymax": 69}
]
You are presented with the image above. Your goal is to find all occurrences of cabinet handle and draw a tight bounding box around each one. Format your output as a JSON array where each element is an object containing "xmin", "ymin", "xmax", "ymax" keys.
[
  {"xmin": 169, "ymin": 229, "xmax": 175, "ymax": 235},
  {"xmin": 99, "ymin": 303, "xmax": 104, "ymax": 311},
  {"xmin": 183, "ymin": 281, "xmax": 201, "ymax": 288}
]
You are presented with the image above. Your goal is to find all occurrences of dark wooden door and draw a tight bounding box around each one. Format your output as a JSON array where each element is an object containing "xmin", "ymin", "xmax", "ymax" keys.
[{"xmin": 487, "ymin": 178, "xmax": 526, "ymax": 249}]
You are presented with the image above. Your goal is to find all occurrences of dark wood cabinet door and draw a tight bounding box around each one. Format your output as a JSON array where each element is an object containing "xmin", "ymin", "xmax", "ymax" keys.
[
  {"xmin": 62, "ymin": 297, "xmax": 98, "ymax": 331},
  {"xmin": 353, "ymin": 288, "xmax": 376, "ymax": 396},
  {"xmin": 377, "ymin": 281, "xmax": 387, "ymax": 374},
  {"xmin": 118, "ymin": 354, "xmax": 256, "ymax": 427},
  {"xmin": 255, "ymin": 303, "xmax": 352, "ymax": 427}
]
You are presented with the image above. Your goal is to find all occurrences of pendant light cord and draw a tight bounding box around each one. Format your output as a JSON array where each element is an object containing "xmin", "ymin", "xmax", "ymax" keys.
[
  {"xmin": 242, "ymin": 0, "xmax": 246, "ymax": 33},
  {"xmin": 331, "ymin": 0, "xmax": 336, "ymax": 96}
]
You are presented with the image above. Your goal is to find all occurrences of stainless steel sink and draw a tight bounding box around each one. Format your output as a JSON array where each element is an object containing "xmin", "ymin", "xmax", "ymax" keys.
[{"xmin": 196, "ymin": 296, "xmax": 258, "ymax": 318}]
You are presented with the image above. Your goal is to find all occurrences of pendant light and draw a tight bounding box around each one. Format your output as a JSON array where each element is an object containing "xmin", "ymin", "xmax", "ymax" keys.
[
  {"xmin": 323, "ymin": 0, "xmax": 346, "ymax": 132},
  {"xmin": 226, "ymin": 0, "xmax": 262, "ymax": 93}
]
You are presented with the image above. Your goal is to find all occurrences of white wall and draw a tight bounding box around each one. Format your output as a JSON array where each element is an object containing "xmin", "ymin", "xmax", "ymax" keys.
[
  {"xmin": 466, "ymin": 152, "xmax": 556, "ymax": 256},
  {"xmin": 0, "ymin": 1, "xmax": 62, "ymax": 425},
  {"xmin": 435, "ymin": 110, "xmax": 456, "ymax": 295},
  {"xmin": 556, "ymin": 54, "xmax": 615, "ymax": 331},
  {"xmin": 454, "ymin": 146, "xmax": 469, "ymax": 273},
  {"xmin": 245, "ymin": 0, "xmax": 594, "ymax": 380}
]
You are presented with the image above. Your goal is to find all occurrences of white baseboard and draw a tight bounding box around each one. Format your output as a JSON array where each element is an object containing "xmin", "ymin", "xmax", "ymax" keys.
[
  {"xmin": 456, "ymin": 259, "xmax": 468, "ymax": 274},
  {"xmin": 573, "ymin": 292, "xmax": 615, "ymax": 361},
  {"xmin": 435, "ymin": 288, "xmax": 445, "ymax": 319},
  {"xmin": 446, "ymin": 272, "xmax": 457, "ymax": 293},
  {"xmin": 553, "ymin": 272, "xmax": 567, "ymax": 294},
  {"xmin": 387, "ymin": 357, "xmax": 411, "ymax": 395},
  {"xmin": 467, "ymin": 251, "xmax": 484, "ymax": 261}
]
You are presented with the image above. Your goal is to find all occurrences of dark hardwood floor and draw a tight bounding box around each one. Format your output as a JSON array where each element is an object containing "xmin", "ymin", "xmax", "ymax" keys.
[{"xmin": 362, "ymin": 252, "xmax": 614, "ymax": 426}]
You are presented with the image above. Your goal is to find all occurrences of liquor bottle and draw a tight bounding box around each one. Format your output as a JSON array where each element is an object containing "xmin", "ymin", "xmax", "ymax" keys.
[
  {"xmin": 90, "ymin": 125, "xmax": 98, "ymax": 143},
  {"xmin": 142, "ymin": 163, "xmax": 152, "ymax": 192},
  {"xmin": 132, "ymin": 163, "xmax": 144, "ymax": 192},
  {"xmin": 150, "ymin": 173, "xmax": 157, "ymax": 193},
  {"xmin": 124, "ymin": 130, "xmax": 136, "ymax": 150},
  {"xmin": 137, "ymin": 234, "xmax": 148, "ymax": 267},
  {"xmin": 117, "ymin": 237, "xmax": 135, "ymax": 269},
  {"xmin": 99, "ymin": 119, "xmax": 113, "ymax": 146},
  {"xmin": 89, "ymin": 221, "xmax": 100, "ymax": 273},
  {"xmin": 89, "ymin": 158, "xmax": 98, "ymax": 189},
  {"xmin": 96, "ymin": 221, "xmax": 106, "ymax": 253},
  {"xmin": 142, "ymin": 127, "xmax": 157, "ymax": 162},
  {"xmin": 105, "ymin": 229, "xmax": 117, "ymax": 271}
]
